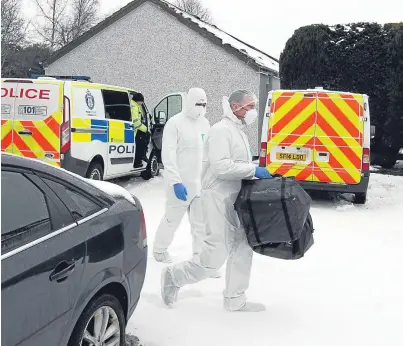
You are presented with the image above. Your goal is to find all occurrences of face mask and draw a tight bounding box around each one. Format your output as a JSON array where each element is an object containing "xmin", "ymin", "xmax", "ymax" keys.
[
  {"xmin": 187, "ymin": 106, "xmax": 206, "ymax": 119},
  {"xmin": 243, "ymin": 109, "xmax": 258, "ymax": 126}
]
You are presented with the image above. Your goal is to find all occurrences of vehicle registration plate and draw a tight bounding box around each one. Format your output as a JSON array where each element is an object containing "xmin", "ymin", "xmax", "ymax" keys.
[
  {"xmin": 18, "ymin": 105, "xmax": 47, "ymax": 116},
  {"xmin": 276, "ymin": 153, "xmax": 307, "ymax": 161}
]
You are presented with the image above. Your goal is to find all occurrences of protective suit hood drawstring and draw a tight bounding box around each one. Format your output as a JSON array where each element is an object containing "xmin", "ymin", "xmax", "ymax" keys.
[{"xmin": 185, "ymin": 88, "xmax": 207, "ymax": 120}]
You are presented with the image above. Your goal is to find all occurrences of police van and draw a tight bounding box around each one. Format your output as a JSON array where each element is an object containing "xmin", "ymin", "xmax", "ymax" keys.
[
  {"xmin": 1, "ymin": 76, "xmax": 161, "ymax": 181},
  {"xmin": 259, "ymin": 87, "xmax": 371, "ymax": 204}
]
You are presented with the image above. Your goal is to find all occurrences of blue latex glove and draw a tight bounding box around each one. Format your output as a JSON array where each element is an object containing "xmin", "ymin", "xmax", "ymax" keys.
[
  {"xmin": 173, "ymin": 183, "xmax": 188, "ymax": 201},
  {"xmin": 255, "ymin": 167, "xmax": 272, "ymax": 179}
]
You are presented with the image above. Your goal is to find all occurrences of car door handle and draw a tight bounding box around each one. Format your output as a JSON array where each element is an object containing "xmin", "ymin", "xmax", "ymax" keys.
[
  {"xmin": 18, "ymin": 130, "xmax": 32, "ymax": 136},
  {"xmin": 49, "ymin": 261, "xmax": 76, "ymax": 283},
  {"xmin": 128, "ymin": 124, "xmax": 134, "ymax": 129}
]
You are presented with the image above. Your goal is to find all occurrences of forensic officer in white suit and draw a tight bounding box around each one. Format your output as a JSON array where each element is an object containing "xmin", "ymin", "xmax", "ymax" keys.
[
  {"xmin": 153, "ymin": 88, "xmax": 211, "ymax": 264},
  {"xmin": 160, "ymin": 90, "xmax": 272, "ymax": 312}
]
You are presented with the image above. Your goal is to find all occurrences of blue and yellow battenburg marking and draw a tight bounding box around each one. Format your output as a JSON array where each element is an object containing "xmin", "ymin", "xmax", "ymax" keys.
[{"xmin": 71, "ymin": 119, "xmax": 135, "ymax": 144}]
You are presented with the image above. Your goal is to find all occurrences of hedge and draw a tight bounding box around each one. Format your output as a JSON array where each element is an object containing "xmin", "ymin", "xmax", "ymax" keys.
[{"xmin": 280, "ymin": 23, "xmax": 403, "ymax": 165}]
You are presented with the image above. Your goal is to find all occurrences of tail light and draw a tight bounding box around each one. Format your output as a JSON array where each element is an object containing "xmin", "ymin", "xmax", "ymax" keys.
[
  {"xmin": 362, "ymin": 148, "xmax": 370, "ymax": 171},
  {"xmin": 140, "ymin": 210, "xmax": 147, "ymax": 247},
  {"xmin": 61, "ymin": 96, "xmax": 71, "ymax": 154},
  {"xmin": 259, "ymin": 142, "xmax": 267, "ymax": 166}
]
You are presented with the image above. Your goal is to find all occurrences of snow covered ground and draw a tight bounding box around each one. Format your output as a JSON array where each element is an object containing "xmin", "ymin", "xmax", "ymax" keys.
[{"xmin": 121, "ymin": 173, "xmax": 403, "ymax": 346}]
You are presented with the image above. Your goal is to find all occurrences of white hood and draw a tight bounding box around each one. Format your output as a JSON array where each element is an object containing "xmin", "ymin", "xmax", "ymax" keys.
[
  {"xmin": 222, "ymin": 96, "xmax": 244, "ymax": 127},
  {"xmin": 185, "ymin": 88, "xmax": 207, "ymax": 119}
]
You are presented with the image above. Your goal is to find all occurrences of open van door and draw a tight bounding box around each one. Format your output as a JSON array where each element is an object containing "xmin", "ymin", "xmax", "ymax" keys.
[{"xmin": 152, "ymin": 92, "xmax": 186, "ymax": 151}]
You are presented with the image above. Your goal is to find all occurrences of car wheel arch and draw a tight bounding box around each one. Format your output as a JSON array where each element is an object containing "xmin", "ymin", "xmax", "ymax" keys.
[{"xmin": 61, "ymin": 269, "xmax": 130, "ymax": 346}]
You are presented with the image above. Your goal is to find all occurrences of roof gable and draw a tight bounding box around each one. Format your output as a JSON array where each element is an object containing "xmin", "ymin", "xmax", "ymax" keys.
[{"xmin": 48, "ymin": 0, "xmax": 279, "ymax": 74}]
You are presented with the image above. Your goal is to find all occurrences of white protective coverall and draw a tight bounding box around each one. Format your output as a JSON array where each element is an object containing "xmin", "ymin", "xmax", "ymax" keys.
[
  {"xmin": 153, "ymin": 88, "xmax": 210, "ymax": 256},
  {"xmin": 170, "ymin": 97, "xmax": 257, "ymax": 311}
]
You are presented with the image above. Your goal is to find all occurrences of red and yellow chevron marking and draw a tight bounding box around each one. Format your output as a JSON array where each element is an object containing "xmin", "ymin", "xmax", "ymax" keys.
[
  {"xmin": 266, "ymin": 91, "xmax": 364, "ymax": 184},
  {"xmin": 1, "ymin": 115, "xmax": 62, "ymax": 167}
]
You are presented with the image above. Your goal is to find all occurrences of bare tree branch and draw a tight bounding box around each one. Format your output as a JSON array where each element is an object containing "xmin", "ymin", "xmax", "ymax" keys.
[
  {"xmin": 31, "ymin": 0, "xmax": 69, "ymax": 50},
  {"xmin": 32, "ymin": 0, "xmax": 99, "ymax": 50},
  {"xmin": 1, "ymin": 0, "xmax": 28, "ymax": 71},
  {"xmin": 70, "ymin": 0, "xmax": 99, "ymax": 40},
  {"xmin": 175, "ymin": 0, "xmax": 213, "ymax": 24}
]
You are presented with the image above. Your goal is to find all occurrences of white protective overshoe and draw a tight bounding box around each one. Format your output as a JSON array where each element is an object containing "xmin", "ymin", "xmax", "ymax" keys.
[
  {"xmin": 161, "ymin": 267, "xmax": 180, "ymax": 306},
  {"xmin": 153, "ymin": 251, "xmax": 172, "ymax": 263},
  {"xmin": 231, "ymin": 302, "xmax": 266, "ymax": 312}
]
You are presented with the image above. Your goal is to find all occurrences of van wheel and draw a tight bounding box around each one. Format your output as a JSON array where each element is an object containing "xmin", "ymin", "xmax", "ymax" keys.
[
  {"xmin": 87, "ymin": 162, "xmax": 104, "ymax": 181},
  {"xmin": 380, "ymin": 159, "xmax": 397, "ymax": 169},
  {"xmin": 141, "ymin": 152, "xmax": 159, "ymax": 180},
  {"xmin": 68, "ymin": 294, "xmax": 125, "ymax": 346},
  {"xmin": 354, "ymin": 192, "xmax": 367, "ymax": 205}
]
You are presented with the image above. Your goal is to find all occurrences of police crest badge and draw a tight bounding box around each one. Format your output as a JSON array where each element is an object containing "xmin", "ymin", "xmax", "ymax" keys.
[{"xmin": 85, "ymin": 90, "xmax": 95, "ymax": 110}]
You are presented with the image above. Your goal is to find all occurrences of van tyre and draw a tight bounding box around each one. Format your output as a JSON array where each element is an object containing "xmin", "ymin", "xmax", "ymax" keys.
[
  {"xmin": 87, "ymin": 162, "xmax": 104, "ymax": 181},
  {"xmin": 68, "ymin": 294, "xmax": 125, "ymax": 346},
  {"xmin": 141, "ymin": 152, "xmax": 159, "ymax": 180},
  {"xmin": 354, "ymin": 192, "xmax": 367, "ymax": 205}
]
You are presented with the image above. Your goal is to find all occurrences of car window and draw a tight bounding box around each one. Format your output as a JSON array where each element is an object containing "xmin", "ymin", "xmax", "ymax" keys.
[
  {"xmin": 1, "ymin": 171, "xmax": 52, "ymax": 253},
  {"xmin": 167, "ymin": 95, "xmax": 182, "ymax": 119},
  {"xmin": 42, "ymin": 178, "xmax": 102, "ymax": 221}
]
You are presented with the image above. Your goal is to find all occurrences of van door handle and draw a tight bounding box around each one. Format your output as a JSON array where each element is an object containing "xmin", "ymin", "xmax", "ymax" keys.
[
  {"xmin": 49, "ymin": 261, "xmax": 76, "ymax": 283},
  {"xmin": 18, "ymin": 130, "xmax": 32, "ymax": 136}
]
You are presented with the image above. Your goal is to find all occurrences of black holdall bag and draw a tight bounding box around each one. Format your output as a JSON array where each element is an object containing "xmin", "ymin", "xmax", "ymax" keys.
[{"xmin": 234, "ymin": 175, "xmax": 315, "ymax": 260}]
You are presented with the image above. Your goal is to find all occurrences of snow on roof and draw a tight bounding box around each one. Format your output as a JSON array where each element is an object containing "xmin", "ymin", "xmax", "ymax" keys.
[{"xmin": 162, "ymin": 0, "xmax": 279, "ymax": 72}]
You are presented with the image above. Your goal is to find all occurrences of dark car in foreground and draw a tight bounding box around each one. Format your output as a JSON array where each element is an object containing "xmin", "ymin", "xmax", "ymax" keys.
[{"xmin": 1, "ymin": 153, "xmax": 147, "ymax": 346}]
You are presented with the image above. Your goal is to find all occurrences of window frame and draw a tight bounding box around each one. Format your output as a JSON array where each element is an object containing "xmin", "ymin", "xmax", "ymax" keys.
[
  {"xmin": 154, "ymin": 97, "xmax": 168, "ymax": 122},
  {"xmin": 101, "ymin": 89, "xmax": 132, "ymax": 122},
  {"xmin": 40, "ymin": 175, "xmax": 104, "ymax": 222},
  {"xmin": 167, "ymin": 94, "xmax": 183, "ymax": 119},
  {"xmin": 1, "ymin": 168, "xmax": 75, "ymax": 256}
]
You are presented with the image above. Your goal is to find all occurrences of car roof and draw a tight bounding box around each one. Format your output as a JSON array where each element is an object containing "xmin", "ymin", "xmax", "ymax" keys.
[{"xmin": 1, "ymin": 153, "xmax": 114, "ymax": 206}]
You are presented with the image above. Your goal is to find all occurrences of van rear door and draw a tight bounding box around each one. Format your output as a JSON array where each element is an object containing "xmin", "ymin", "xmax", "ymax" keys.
[
  {"xmin": 1, "ymin": 80, "xmax": 18, "ymax": 154},
  {"xmin": 266, "ymin": 91, "xmax": 316, "ymax": 181},
  {"xmin": 314, "ymin": 92, "xmax": 364, "ymax": 184},
  {"xmin": 6, "ymin": 80, "xmax": 63, "ymax": 166}
]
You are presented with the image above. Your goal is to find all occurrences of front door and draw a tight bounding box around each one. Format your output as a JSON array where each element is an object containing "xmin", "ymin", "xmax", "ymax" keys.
[
  {"xmin": 1, "ymin": 168, "xmax": 85, "ymax": 346},
  {"xmin": 103, "ymin": 89, "xmax": 135, "ymax": 177}
]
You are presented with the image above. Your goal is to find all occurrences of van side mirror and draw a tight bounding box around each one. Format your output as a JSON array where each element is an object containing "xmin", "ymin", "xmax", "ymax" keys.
[
  {"xmin": 157, "ymin": 111, "xmax": 167, "ymax": 124},
  {"xmin": 370, "ymin": 125, "xmax": 376, "ymax": 138}
]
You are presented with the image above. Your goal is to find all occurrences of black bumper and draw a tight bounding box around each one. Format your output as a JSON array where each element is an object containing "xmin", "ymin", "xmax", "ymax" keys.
[
  {"xmin": 297, "ymin": 173, "xmax": 370, "ymax": 194},
  {"xmin": 61, "ymin": 150, "xmax": 90, "ymax": 177}
]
